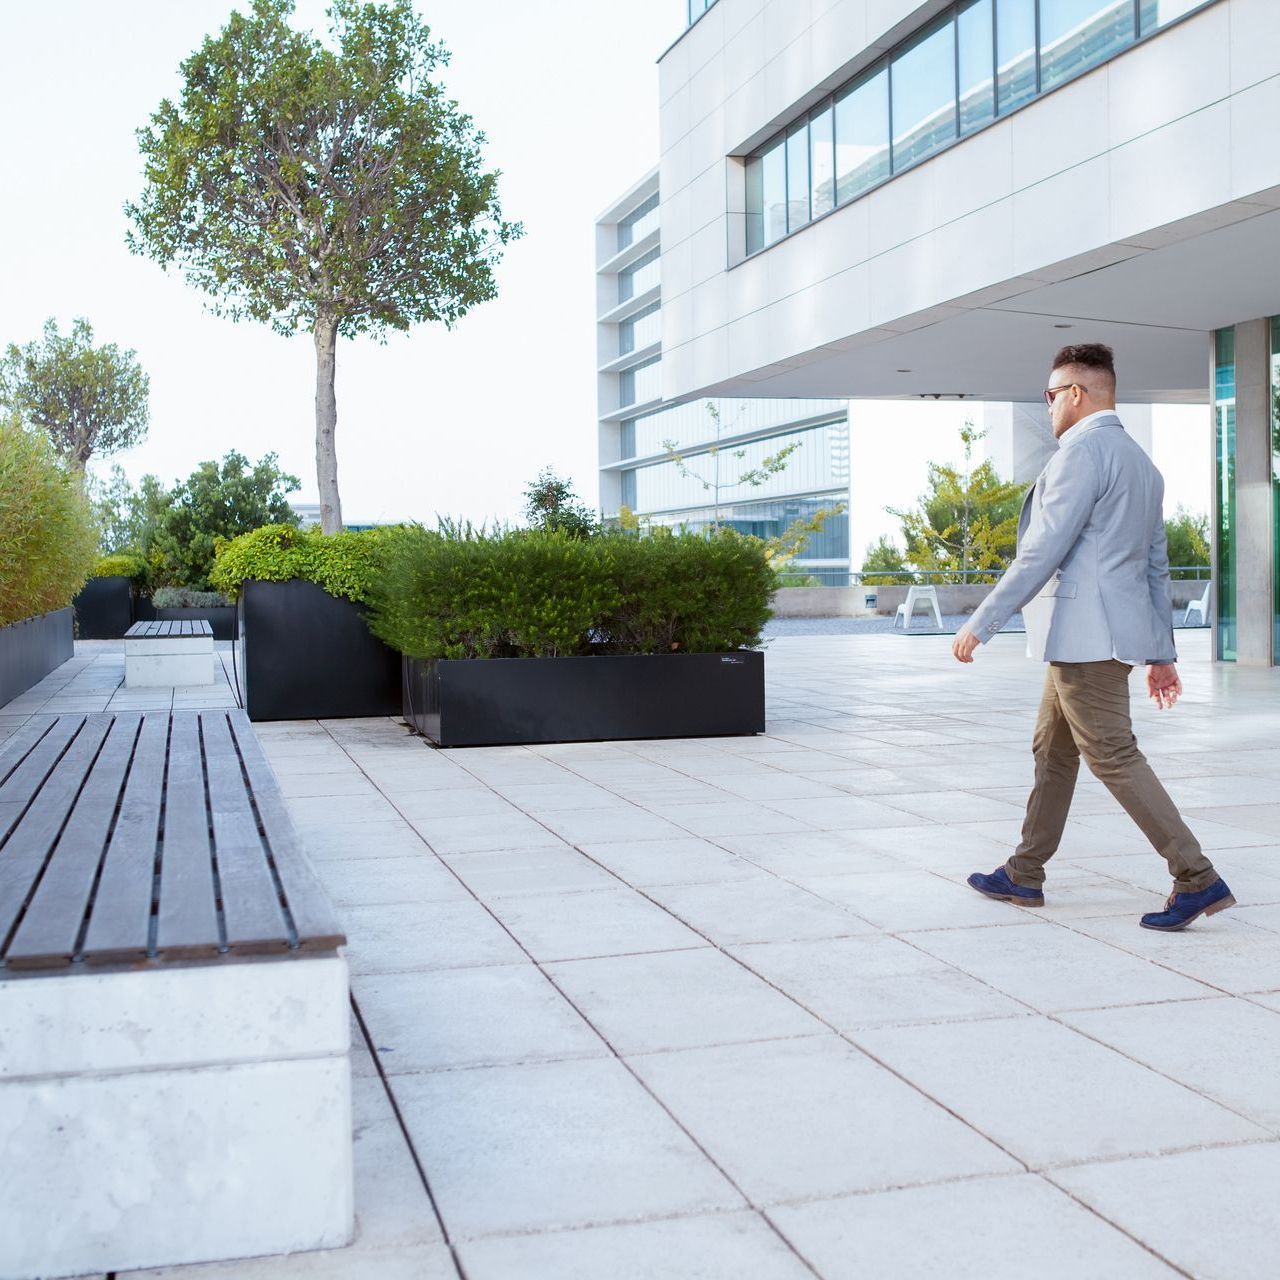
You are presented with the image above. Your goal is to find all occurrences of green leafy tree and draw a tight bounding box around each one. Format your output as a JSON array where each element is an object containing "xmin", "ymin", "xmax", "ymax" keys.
[
  {"xmin": 1163, "ymin": 506, "xmax": 1210, "ymax": 581},
  {"xmin": 888, "ymin": 422, "xmax": 1027, "ymax": 584},
  {"xmin": 860, "ymin": 534, "xmax": 913, "ymax": 586},
  {"xmin": 0, "ymin": 318, "xmax": 150, "ymax": 471},
  {"xmin": 149, "ymin": 451, "xmax": 301, "ymax": 589},
  {"xmin": 523, "ymin": 467, "xmax": 600, "ymax": 539},
  {"xmin": 125, "ymin": 0, "xmax": 522, "ymax": 534}
]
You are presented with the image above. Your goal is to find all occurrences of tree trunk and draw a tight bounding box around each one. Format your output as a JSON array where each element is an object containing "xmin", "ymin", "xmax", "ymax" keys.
[{"xmin": 314, "ymin": 314, "xmax": 343, "ymax": 534}]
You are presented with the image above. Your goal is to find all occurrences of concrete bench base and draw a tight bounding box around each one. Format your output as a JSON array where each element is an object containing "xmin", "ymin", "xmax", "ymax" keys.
[
  {"xmin": 0, "ymin": 955, "xmax": 353, "ymax": 1279},
  {"xmin": 125, "ymin": 633, "xmax": 215, "ymax": 687}
]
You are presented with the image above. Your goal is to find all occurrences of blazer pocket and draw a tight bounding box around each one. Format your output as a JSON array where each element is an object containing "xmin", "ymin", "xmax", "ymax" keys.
[{"xmin": 1045, "ymin": 579, "xmax": 1078, "ymax": 599}]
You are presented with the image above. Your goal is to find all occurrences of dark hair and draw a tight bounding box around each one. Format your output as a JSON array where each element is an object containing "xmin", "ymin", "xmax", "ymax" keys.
[{"xmin": 1051, "ymin": 342, "xmax": 1115, "ymax": 379}]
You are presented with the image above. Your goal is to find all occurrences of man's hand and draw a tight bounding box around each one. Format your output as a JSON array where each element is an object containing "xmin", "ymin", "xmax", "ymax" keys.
[
  {"xmin": 952, "ymin": 628, "xmax": 980, "ymax": 664},
  {"xmin": 1147, "ymin": 662, "xmax": 1182, "ymax": 710}
]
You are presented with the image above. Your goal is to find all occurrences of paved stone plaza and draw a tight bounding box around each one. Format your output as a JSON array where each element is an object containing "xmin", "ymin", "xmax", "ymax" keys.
[{"xmin": 4, "ymin": 630, "xmax": 1280, "ymax": 1279}]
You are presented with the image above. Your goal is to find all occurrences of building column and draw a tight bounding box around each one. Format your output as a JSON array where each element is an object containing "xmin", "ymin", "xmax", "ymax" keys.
[
  {"xmin": 981, "ymin": 402, "xmax": 1057, "ymax": 484},
  {"xmin": 1230, "ymin": 319, "xmax": 1274, "ymax": 665}
]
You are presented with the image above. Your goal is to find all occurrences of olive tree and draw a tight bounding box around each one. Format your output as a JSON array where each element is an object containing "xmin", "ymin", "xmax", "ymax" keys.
[
  {"xmin": 125, "ymin": 0, "xmax": 521, "ymax": 532},
  {"xmin": 0, "ymin": 318, "xmax": 150, "ymax": 471}
]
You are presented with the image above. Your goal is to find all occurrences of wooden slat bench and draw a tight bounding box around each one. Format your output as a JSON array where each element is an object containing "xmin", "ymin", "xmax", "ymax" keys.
[
  {"xmin": 0, "ymin": 709, "xmax": 353, "ymax": 1280},
  {"xmin": 124, "ymin": 618, "xmax": 215, "ymax": 687}
]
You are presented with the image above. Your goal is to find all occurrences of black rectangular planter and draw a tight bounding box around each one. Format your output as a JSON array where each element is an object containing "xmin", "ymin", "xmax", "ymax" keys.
[
  {"xmin": 73, "ymin": 576, "xmax": 135, "ymax": 639},
  {"xmin": 134, "ymin": 600, "xmax": 238, "ymax": 641},
  {"xmin": 402, "ymin": 651, "xmax": 765, "ymax": 747},
  {"xmin": 236, "ymin": 579, "xmax": 401, "ymax": 721},
  {"xmin": 0, "ymin": 608, "xmax": 74, "ymax": 707}
]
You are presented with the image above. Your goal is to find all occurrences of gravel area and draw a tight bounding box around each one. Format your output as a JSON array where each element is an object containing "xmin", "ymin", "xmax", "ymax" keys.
[{"xmin": 762, "ymin": 613, "xmax": 1211, "ymax": 638}]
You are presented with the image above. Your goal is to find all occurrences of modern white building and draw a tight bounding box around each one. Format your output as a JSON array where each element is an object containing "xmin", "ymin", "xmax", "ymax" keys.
[
  {"xmin": 596, "ymin": 169, "xmax": 853, "ymax": 582},
  {"xmin": 657, "ymin": 0, "xmax": 1280, "ymax": 662}
]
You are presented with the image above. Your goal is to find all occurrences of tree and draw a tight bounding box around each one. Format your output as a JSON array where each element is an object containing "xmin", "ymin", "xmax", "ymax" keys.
[
  {"xmin": 888, "ymin": 422, "xmax": 1027, "ymax": 583},
  {"xmin": 148, "ymin": 451, "xmax": 301, "ymax": 589},
  {"xmin": 0, "ymin": 318, "xmax": 150, "ymax": 471},
  {"xmin": 1164, "ymin": 506, "xmax": 1210, "ymax": 578},
  {"xmin": 860, "ymin": 534, "xmax": 912, "ymax": 586},
  {"xmin": 126, "ymin": 0, "xmax": 522, "ymax": 533},
  {"xmin": 523, "ymin": 468, "xmax": 600, "ymax": 540}
]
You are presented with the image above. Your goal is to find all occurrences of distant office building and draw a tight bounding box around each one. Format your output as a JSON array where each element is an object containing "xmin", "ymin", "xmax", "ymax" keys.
[
  {"xmin": 657, "ymin": 0, "xmax": 1277, "ymax": 663},
  {"xmin": 596, "ymin": 169, "xmax": 852, "ymax": 581}
]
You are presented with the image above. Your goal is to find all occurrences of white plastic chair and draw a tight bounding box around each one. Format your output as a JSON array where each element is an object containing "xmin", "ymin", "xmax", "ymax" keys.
[
  {"xmin": 894, "ymin": 585, "xmax": 943, "ymax": 630},
  {"xmin": 1183, "ymin": 580, "xmax": 1211, "ymax": 625}
]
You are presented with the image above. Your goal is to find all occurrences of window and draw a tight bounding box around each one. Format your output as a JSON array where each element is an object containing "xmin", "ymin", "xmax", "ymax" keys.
[
  {"xmin": 620, "ymin": 357, "xmax": 661, "ymax": 408},
  {"xmin": 786, "ymin": 123, "xmax": 811, "ymax": 232},
  {"xmin": 617, "ymin": 193, "xmax": 659, "ymax": 252},
  {"xmin": 687, "ymin": 0, "xmax": 717, "ymax": 25},
  {"xmin": 891, "ymin": 19, "xmax": 958, "ymax": 171},
  {"xmin": 834, "ymin": 69, "xmax": 890, "ymax": 204},
  {"xmin": 810, "ymin": 104, "xmax": 836, "ymax": 219},
  {"xmin": 1139, "ymin": 0, "xmax": 1204, "ymax": 33},
  {"xmin": 1271, "ymin": 317, "xmax": 1280, "ymax": 663},
  {"xmin": 957, "ymin": 0, "xmax": 996, "ymax": 134},
  {"xmin": 1214, "ymin": 327, "xmax": 1237, "ymax": 662},
  {"xmin": 746, "ymin": 138, "xmax": 788, "ymax": 253},
  {"xmin": 997, "ymin": 0, "xmax": 1037, "ymax": 113},
  {"xmin": 619, "ymin": 304, "xmax": 661, "ymax": 356},
  {"xmin": 618, "ymin": 248, "xmax": 659, "ymax": 304},
  {"xmin": 1039, "ymin": 0, "xmax": 1133, "ymax": 90}
]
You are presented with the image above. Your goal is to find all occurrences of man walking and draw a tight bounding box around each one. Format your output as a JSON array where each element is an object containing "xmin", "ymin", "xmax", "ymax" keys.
[{"xmin": 952, "ymin": 343, "xmax": 1233, "ymax": 931}]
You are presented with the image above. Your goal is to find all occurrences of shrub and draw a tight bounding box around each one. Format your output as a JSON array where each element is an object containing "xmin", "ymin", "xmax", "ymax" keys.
[
  {"xmin": 365, "ymin": 527, "xmax": 773, "ymax": 660},
  {"xmin": 151, "ymin": 587, "xmax": 231, "ymax": 609},
  {"xmin": 91, "ymin": 551, "xmax": 149, "ymax": 584},
  {"xmin": 0, "ymin": 414, "xmax": 99, "ymax": 627},
  {"xmin": 210, "ymin": 523, "xmax": 401, "ymax": 604}
]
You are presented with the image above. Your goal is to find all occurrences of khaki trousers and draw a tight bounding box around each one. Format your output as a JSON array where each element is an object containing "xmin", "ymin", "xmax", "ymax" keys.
[{"xmin": 1006, "ymin": 660, "xmax": 1218, "ymax": 894}]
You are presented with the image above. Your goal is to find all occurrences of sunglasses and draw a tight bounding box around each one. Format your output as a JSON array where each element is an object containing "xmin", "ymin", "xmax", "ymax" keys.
[{"xmin": 1044, "ymin": 383, "xmax": 1087, "ymax": 406}]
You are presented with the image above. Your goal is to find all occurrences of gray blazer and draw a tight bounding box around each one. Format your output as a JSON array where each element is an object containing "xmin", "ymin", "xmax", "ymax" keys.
[{"xmin": 966, "ymin": 412, "xmax": 1177, "ymax": 665}]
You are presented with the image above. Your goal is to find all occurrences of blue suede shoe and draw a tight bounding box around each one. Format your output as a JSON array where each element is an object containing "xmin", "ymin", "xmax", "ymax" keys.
[
  {"xmin": 967, "ymin": 866, "xmax": 1045, "ymax": 908},
  {"xmin": 1140, "ymin": 878, "xmax": 1236, "ymax": 931}
]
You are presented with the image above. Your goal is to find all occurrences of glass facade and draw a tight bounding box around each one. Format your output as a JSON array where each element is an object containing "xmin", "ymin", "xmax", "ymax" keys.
[
  {"xmin": 618, "ymin": 248, "xmax": 660, "ymax": 303},
  {"xmin": 1272, "ymin": 317, "xmax": 1280, "ymax": 661},
  {"xmin": 743, "ymin": 0, "xmax": 1215, "ymax": 256},
  {"xmin": 618, "ymin": 399, "xmax": 848, "ymax": 461},
  {"xmin": 619, "ymin": 357, "xmax": 661, "ymax": 409},
  {"xmin": 619, "ymin": 303, "xmax": 661, "ymax": 356},
  {"xmin": 1214, "ymin": 327, "xmax": 1237, "ymax": 662},
  {"xmin": 617, "ymin": 193, "xmax": 659, "ymax": 252},
  {"xmin": 687, "ymin": 0, "xmax": 717, "ymax": 24}
]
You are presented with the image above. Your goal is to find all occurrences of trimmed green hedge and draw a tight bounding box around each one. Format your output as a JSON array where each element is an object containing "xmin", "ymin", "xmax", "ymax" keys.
[
  {"xmin": 91, "ymin": 552, "xmax": 150, "ymax": 584},
  {"xmin": 210, "ymin": 524, "xmax": 400, "ymax": 604},
  {"xmin": 151, "ymin": 587, "xmax": 231, "ymax": 609},
  {"xmin": 365, "ymin": 527, "xmax": 773, "ymax": 660},
  {"xmin": 0, "ymin": 414, "xmax": 98, "ymax": 628}
]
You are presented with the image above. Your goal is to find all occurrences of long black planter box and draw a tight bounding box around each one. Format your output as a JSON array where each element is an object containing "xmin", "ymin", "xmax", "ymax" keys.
[
  {"xmin": 0, "ymin": 607, "xmax": 74, "ymax": 707},
  {"xmin": 237, "ymin": 579, "xmax": 401, "ymax": 721},
  {"xmin": 402, "ymin": 650, "xmax": 765, "ymax": 747},
  {"xmin": 73, "ymin": 576, "xmax": 135, "ymax": 639},
  {"xmin": 134, "ymin": 599, "xmax": 238, "ymax": 641}
]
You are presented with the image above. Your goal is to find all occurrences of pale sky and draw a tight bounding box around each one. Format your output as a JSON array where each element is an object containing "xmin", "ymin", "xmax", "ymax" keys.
[{"xmin": 0, "ymin": 0, "xmax": 1209, "ymax": 538}]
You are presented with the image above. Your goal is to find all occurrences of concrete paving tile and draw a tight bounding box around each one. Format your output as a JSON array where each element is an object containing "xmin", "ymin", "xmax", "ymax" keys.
[
  {"xmin": 535, "ymin": 807, "xmax": 693, "ymax": 845},
  {"xmin": 343, "ymin": 900, "xmax": 527, "ymax": 975},
  {"xmin": 628, "ymin": 1035, "xmax": 1017, "ymax": 1203},
  {"xmin": 802, "ymin": 869, "xmax": 1044, "ymax": 931},
  {"xmin": 713, "ymin": 830, "xmax": 904, "ymax": 878},
  {"xmin": 1060, "ymin": 997, "xmax": 1280, "ymax": 1133},
  {"xmin": 312, "ymin": 855, "xmax": 468, "ymax": 908},
  {"xmin": 576, "ymin": 836, "xmax": 763, "ymax": 887},
  {"xmin": 877, "ymin": 790, "xmax": 1029, "ymax": 824},
  {"xmin": 1235, "ymin": 902, "xmax": 1280, "ymax": 933},
  {"xmin": 545, "ymin": 947, "xmax": 823, "ymax": 1054},
  {"xmin": 294, "ymin": 819, "xmax": 429, "ymax": 862},
  {"xmin": 697, "ymin": 772, "xmax": 848, "ymax": 801},
  {"xmin": 1079, "ymin": 809, "xmax": 1277, "ymax": 851},
  {"xmin": 485, "ymin": 887, "xmax": 707, "ymax": 961},
  {"xmin": 485, "ymin": 781, "xmax": 636, "ymax": 812},
  {"xmin": 769, "ymin": 1173, "xmax": 1179, "ymax": 1279},
  {"xmin": 902, "ymin": 918, "xmax": 1215, "ymax": 1010},
  {"xmin": 283, "ymin": 792, "xmax": 402, "ymax": 824},
  {"xmin": 407, "ymin": 811, "xmax": 559, "ymax": 854},
  {"xmin": 637, "ymin": 800, "xmax": 817, "ymax": 838},
  {"xmin": 760, "ymin": 793, "xmax": 932, "ymax": 830},
  {"xmin": 354, "ymin": 965, "xmax": 607, "ymax": 1073},
  {"xmin": 728, "ymin": 934, "xmax": 1030, "ymax": 1029},
  {"xmin": 1050, "ymin": 1143, "xmax": 1280, "ymax": 1280},
  {"xmin": 260, "ymin": 752, "xmax": 360, "ymax": 777},
  {"xmin": 851, "ymin": 1015, "xmax": 1266, "ymax": 1168},
  {"xmin": 275, "ymin": 772, "xmax": 384, "ymax": 799},
  {"xmin": 439, "ymin": 846, "xmax": 621, "ymax": 898},
  {"xmin": 1067, "ymin": 913, "xmax": 1280, "ymax": 995},
  {"xmin": 391, "ymin": 1058, "xmax": 742, "ymax": 1239},
  {"xmin": 1183, "ymin": 804, "xmax": 1280, "ymax": 840},
  {"xmin": 457, "ymin": 1210, "xmax": 814, "ymax": 1280},
  {"xmin": 644, "ymin": 877, "xmax": 876, "ymax": 946}
]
